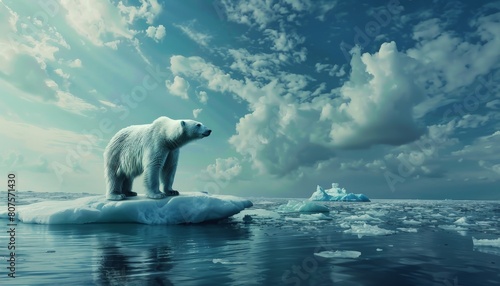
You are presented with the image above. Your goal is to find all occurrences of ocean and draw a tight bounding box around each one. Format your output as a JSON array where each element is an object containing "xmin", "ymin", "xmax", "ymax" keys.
[{"xmin": 1, "ymin": 192, "xmax": 499, "ymax": 285}]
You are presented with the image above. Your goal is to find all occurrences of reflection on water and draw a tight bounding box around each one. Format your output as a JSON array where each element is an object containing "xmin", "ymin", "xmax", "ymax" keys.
[{"xmin": 2, "ymin": 199, "xmax": 500, "ymax": 285}]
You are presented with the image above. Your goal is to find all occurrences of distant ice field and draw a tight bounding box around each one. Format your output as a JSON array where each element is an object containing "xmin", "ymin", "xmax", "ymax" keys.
[{"xmin": 1, "ymin": 192, "xmax": 499, "ymax": 285}]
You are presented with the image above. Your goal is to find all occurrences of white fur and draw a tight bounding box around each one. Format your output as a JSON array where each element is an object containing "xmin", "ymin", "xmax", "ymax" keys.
[{"xmin": 104, "ymin": 116, "xmax": 211, "ymax": 200}]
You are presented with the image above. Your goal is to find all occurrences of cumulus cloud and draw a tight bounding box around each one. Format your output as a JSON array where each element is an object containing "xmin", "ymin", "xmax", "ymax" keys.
[
  {"xmin": 166, "ymin": 76, "xmax": 190, "ymax": 99},
  {"xmin": 192, "ymin": 108, "xmax": 202, "ymax": 118},
  {"xmin": 198, "ymin": 91, "xmax": 208, "ymax": 104},
  {"xmin": 118, "ymin": 0, "xmax": 162, "ymax": 24},
  {"xmin": 169, "ymin": 43, "xmax": 428, "ymax": 175},
  {"xmin": 54, "ymin": 68, "xmax": 70, "ymax": 79},
  {"xmin": 328, "ymin": 42, "xmax": 425, "ymax": 148},
  {"xmin": 206, "ymin": 157, "xmax": 242, "ymax": 181},
  {"xmin": 68, "ymin": 59, "xmax": 82, "ymax": 68},
  {"xmin": 146, "ymin": 25, "xmax": 166, "ymax": 42}
]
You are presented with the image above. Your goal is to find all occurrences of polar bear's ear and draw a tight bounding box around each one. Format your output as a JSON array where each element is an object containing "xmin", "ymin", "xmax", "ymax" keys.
[{"xmin": 181, "ymin": 120, "xmax": 186, "ymax": 128}]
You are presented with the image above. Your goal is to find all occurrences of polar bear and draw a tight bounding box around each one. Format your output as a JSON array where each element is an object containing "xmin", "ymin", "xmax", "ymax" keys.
[{"xmin": 104, "ymin": 116, "xmax": 212, "ymax": 201}]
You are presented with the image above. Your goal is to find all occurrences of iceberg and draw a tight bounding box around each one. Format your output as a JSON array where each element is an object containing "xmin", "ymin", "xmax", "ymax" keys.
[
  {"xmin": 0, "ymin": 192, "xmax": 253, "ymax": 225},
  {"xmin": 309, "ymin": 183, "xmax": 370, "ymax": 202}
]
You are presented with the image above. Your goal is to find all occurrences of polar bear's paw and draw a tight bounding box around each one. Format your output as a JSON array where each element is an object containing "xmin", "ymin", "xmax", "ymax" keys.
[
  {"xmin": 107, "ymin": 193, "xmax": 126, "ymax": 201},
  {"xmin": 164, "ymin": 190, "xmax": 179, "ymax": 196},
  {"xmin": 124, "ymin": 191, "xmax": 138, "ymax": 197},
  {"xmin": 147, "ymin": 192, "xmax": 167, "ymax": 199}
]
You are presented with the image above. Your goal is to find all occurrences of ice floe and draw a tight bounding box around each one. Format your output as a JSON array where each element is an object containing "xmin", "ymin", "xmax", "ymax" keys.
[
  {"xmin": 0, "ymin": 192, "xmax": 253, "ymax": 224},
  {"xmin": 314, "ymin": 250, "xmax": 361, "ymax": 259},
  {"xmin": 277, "ymin": 200, "xmax": 329, "ymax": 213},
  {"xmin": 344, "ymin": 223, "xmax": 396, "ymax": 238},
  {"xmin": 472, "ymin": 237, "xmax": 500, "ymax": 248}
]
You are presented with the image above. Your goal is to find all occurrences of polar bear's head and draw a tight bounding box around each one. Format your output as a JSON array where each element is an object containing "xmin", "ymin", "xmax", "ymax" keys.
[{"xmin": 181, "ymin": 120, "xmax": 212, "ymax": 139}]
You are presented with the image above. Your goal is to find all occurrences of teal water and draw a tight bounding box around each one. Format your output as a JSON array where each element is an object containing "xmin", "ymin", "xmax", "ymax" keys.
[{"xmin": 1, "ymin": 196, "xmax": 500, "ymax": 285}]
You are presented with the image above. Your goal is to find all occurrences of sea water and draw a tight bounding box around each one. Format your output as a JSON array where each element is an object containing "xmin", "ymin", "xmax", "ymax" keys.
[{"xmin": 1, "ymin": 193, "xmax": 499, "ymax": 285}]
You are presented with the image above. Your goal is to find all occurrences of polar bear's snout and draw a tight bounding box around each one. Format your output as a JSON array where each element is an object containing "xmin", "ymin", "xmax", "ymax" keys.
[{"xmin": 203, "ymin": 129, "xmax": 212, "ymax": 137}]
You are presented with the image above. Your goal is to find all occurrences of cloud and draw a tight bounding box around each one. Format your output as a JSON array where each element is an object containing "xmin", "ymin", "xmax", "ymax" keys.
[
  {"xmin": 174, "ymin": 23, "xmax": 212, "ymax": 46},
  {"xmin": 1, "ymin": 55, "xmax": 57, "ymax": 101},
  {"xmin": 263, "ymin": 29, "xmax": 305, "ymax": 52},
  {"xmin": 328, "ymin": 42, "xmax": 425, "ymax": 148},
  {"xmin": 166, "ymin": 76, "xmax": 190, "ymax": 99},
  {"xmin": 169, "ymin": 46, "xmax": 426, "ymax": 175},
  {"xmin": 68, "ymin": 59, "xmax": 82, "ymax": 68},
  {"xmin": 0, "ymin": 3, "xmax": 69, "ymax": 73},
  {"xmin": 407, "ymin": 12, "xmax": 500, "ymax": 94},
  {"xmin": 456, "ymin": 114, "xmax": 490, "ymax": 129},
  {"xmin": 118, "ymin": 0, "xmax": 162, "ymax": 25},
  {"xmin": 0, "ymin": 116, "xmax": 100, "ymax": 155},
  {"xmin": 104, "ymin": 40, "xmax": 121, "ymax": 50},
  {"xmin": 316, "ymin": 1, "xmax": 336, "ymax": 21},
  {"xmin": 54, "ymin": 68, "xmax": 70, "ymax": 79},
  {"xmin": 60, "ymin": 0, "xmax": 134, "ymax": 48},
  {"xmin": 314, "ymin": 62, "xmax": 346, "ymax": 77},
  {"xmin": 228, "ymin": 48, "xmax": 283, "ymax": 79},
  {"xmin": 198, "ymin": 91, "xmax": 208, "ymax": 104},
  {"xmin": 146, "ymin": 24, "xmax": 166, "ymax": 42},
  {"xmin": 54, "ymin": 90, "xmax": 99, "ymax": 115},
  {"xmin": 205, "ymin": 157, "xmax": 242, "ymax": 181},
  {"xmin": 453, "ymin": 131, "xmax": 500, "ymax": 160},
  {"xmin": 192, "ymin": 108, "xmax": 202, "ymax": 118},
  {"xmin": 219, "ymin": 0, "xmax": 279, "ymax": 30}
]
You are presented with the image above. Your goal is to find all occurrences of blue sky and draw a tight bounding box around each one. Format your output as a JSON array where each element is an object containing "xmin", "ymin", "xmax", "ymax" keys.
[{"xmin": 1, "ymin": 0, "xmax": 499, "ymax": 199}]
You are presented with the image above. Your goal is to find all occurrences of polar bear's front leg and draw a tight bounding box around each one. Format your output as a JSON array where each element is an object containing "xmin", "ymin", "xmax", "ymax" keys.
[
  {"xmin": 143, "ymin": 151, "xmax": 167, "ymax": 199},
  {"xmin": 161, "ymin": 149, "xmax": 180, "ymax": 196}
]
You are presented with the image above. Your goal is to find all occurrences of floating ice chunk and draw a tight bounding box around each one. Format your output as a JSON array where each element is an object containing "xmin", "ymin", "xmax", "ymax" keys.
[
  {"xmin": 454, "ymin": 217, "xmax": 470, "ymax": 225},
  {"xmin": 438, "ymin": 225, "xmax": 467, "ymax": 231},
  {"xmin": 344, "ymin": 223, "xmax": 396, "ymax": 237},
  {"xmin": 212, "ymin": 259, "xmax": 246, "ymax": 265},
  {"xmin": 402, "ymin": 219, "xmax": 421, "ymax": 225},
  {"xmin": 376, "ymin": 248, "xmax": 383, "ymax": 252},
  {"xmin": 344, "ymin": 214, "xmax": 381, "ymax": 222},
  {"xmin": 397, "ymin": 228, "xmax": 418, "ymax": 233},
  {"xmin": 472, "ymin": 237, "xmax": 500, "ymax": 248},
  {"xmin": 309, "ymin": 183, "xmax": 370, "ymax": 202},
  {"xmin": 232, "ymin": 209, "xmax": 281, "ymax": 221},
  {"xmin": 285, "ymin": 213, "xmax": 332, "ymax": 222},
  {"xmin": 277, "ymin": 200, "xmax": 329, "ymax": 213},
  {"xmin": 314, "ymin": 250, "xmax": 361, "ymax": 259},
  {"xmin": 0, "ymin": 193, "xmax": 252, "ymax": 224}
]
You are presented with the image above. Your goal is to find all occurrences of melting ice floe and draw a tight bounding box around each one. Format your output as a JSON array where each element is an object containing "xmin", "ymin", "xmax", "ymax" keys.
[
  {"xmin": 309, "ymin": 183, "xmax": 370, "ymax": 202},
  {"xmin": 212, "ymin": 259, "xmax": 246, "ymax": 265},
  {"xmin": 472, "ymin": 237, "xmax": 500, "ymax": 247},
  {"xmin": 0, "ymin": 192, "xmax": 253, "ymax": 224},
  {"xmin": 344, "ymin": 223, "xmax": 396, "ymax": 238},
  {"xmin": 277, "ymin": 200, "xmax": 329, "ymax": 213},
  {"xmin": 472, "ymin": 237, "xmax": 500, "ymax": 256},
  {"xmin": 314, "ymin": 250, "xmax": 361, "ymax": 259}
]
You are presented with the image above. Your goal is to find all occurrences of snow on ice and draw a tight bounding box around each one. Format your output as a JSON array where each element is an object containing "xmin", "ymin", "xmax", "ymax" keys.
[
  {"xmin": 0, "ymin": 192, "xmax": 253, "ymax": 224},
  {"xmin": 309, "ymin": 183, "xmax": 370, "ymax": 202}
]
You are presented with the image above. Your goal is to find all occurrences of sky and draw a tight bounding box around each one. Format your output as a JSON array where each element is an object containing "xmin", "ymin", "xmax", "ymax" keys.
[{"xmin": 0, "ymin": 0, "xmax": 499, "ymax": 200}]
